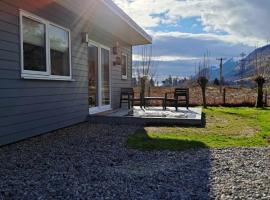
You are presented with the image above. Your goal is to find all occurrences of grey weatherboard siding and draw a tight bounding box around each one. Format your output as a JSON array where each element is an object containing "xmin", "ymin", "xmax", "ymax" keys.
[{"xmin": 0, "ymin": 0, "xmax": 133, "ymax": 146}]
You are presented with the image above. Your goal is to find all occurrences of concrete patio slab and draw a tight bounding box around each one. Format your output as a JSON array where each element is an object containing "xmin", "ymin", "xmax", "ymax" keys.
[{"xmin": 88, "ymin": 107, "xmax": 203, "ymax": 126}]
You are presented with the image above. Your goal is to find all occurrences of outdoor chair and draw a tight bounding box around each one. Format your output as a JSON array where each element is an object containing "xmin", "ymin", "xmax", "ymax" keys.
[
  {"xmin": 164, "ymin": 88, "xmax": 189, "ymax": 110},
  {"xmin": 119, "ymin": 88, "xmax": 134, "ymax": 109},
  {"xmin": 120, "ymin": 88, "xmax": 144, "ymax": 109},
  {"xmin": 89, "ymin": 96, "xmax": 93, "ymax": 106}
]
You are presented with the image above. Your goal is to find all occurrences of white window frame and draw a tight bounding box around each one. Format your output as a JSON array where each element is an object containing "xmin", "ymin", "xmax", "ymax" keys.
[
  {"xmin": 20, "ymin": 10, "xmax": 72, "ymax": 81},
  {"xmin": 121, "ymin": 53, "xmax": 128, "ymax": 80},
  {"xmin": 88, "ymin": 40, "xmax": 112, "ymax": 114}
]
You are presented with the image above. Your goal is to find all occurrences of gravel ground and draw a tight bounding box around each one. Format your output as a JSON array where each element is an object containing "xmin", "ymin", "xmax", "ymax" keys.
[{"xmin": 0, "ymin": 123, "xmax": 269, "ymax": 200}]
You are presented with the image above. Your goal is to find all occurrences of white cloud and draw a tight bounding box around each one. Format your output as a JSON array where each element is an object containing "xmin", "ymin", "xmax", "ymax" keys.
[
  {"xmin": 112, "ymin": 0, "xmax": 169, "ymax": 27},
  {"xmin": 152, "ymin": 31, "xmax": 260, "ymax": 47},
  {"xmin": 133, "ymin": 54, "xmax": 201, "ymax": 62},
  {"xmin": 200, "ymin": 0, "xmax": 270, "ymax": 45},
  {"xmin": 112, "ymin": 0, "xmax": 270, "ymax": 79},
  {"xmin": 132, "ymin": 30, "xmax": 254, "ymax": 77},
  {"xmin": 113, "ymin": 0, "xmax": 270, "ymax": 45}
]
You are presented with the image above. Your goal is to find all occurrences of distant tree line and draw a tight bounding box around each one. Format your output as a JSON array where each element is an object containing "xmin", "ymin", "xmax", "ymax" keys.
[{"xmin": 161, "ymin": 75, "xmax": 190, "ymax": 87}]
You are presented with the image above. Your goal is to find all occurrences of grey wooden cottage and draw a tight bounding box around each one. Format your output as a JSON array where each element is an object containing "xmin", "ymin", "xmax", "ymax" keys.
[{"xmin": 0, "ymin": 0, "xmax": 151, "ymax": 146}]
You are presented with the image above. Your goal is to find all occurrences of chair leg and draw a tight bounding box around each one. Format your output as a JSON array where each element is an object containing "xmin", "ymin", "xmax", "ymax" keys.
[
  {"xmin": 140, "ymin": 96, "xmax": 143, "ymax": 109},
  {"xmin": 144, "ymin": 99, "xmax": 146, "ymax": 108},
  {"xmin": 162, "ymin": 100, "xmax": 165, "ymax": 110},
  {"xmin": 119, "ymin": 97, "xmax": 122, "ymax": 108},
  {"xmin": 164, "ymin": 95, "xmax": 167, "ymax": 110},
  {"xmin": 128, "ymin": 95, "xmax": 131, "ymax": 109}
]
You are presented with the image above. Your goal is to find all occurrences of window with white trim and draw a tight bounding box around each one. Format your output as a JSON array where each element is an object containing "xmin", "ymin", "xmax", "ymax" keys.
[
  {"xmin": 20, "ymin": 10, "xmax": 72, "ymax": 80},
  {"xmin": 121, "ymin": 54, "xmax": 127, "ymax": 79}
]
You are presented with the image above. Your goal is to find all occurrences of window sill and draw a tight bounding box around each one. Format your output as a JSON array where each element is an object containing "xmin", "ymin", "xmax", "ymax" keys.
[{"xmin": 21, "ymin": 74, "xmax": 75, "ymax": 81}]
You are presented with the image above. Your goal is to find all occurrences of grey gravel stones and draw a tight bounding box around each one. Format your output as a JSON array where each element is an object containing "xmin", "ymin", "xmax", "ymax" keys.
[{"xmin": 0, "ymin": 123, "xmax": 269, "ymax": 200}]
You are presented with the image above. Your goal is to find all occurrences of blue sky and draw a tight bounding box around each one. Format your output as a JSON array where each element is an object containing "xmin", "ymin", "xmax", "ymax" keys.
[
  {"xmin": 113, "ymin": 0, "xmax": 270, "ymax": 80},
  {"xmin": 151, "ymin": 17, "xmax": 205, "ymax": 34}
]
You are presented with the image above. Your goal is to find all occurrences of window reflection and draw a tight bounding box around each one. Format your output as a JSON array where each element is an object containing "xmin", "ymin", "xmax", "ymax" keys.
[
  {"xmin": 23, "ymin": 17, "xmax": 46, "ymax": 71},
  {"xmin": 88, "ymin": 45, "xmax": 99, "ymax": 107},
  {"xmin": 49, "ymin": 25, "xmax": 70, "ymax": 76}
]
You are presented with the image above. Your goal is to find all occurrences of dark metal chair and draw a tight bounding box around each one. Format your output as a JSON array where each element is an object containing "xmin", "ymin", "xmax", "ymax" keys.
[
  {"xmin": 88, "ymin": 96, "xmax": 93, "ymax": 106},
  {"xmin": 119, "ymin": 88, "xmax": 135, "ymax": 109},
  {"xmin": 164, "ymin": 88, "xmax": 189, "ymax": 110}
]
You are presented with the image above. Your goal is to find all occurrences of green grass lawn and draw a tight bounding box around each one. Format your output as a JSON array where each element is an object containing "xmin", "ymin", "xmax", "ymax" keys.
[{"xmin": 127, "ymin": 107, "xmax": 270, "ymax": 151}]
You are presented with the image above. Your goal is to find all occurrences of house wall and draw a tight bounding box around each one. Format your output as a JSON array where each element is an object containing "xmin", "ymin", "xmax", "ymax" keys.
[{"xmin": 0, "ymin": 0, "xmax": 132, "ymax": 146}]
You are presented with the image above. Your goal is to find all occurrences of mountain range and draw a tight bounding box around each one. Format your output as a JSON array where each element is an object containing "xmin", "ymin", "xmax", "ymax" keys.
[{"xmin": 208, "ymin": 44, "xmax": 270, "ymax": 83}]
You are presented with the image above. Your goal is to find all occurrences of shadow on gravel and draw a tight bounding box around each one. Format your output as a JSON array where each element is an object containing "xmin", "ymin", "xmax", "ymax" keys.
[{"xmin": 127, "ymin": 128, "xmax": 211, "ymax": 199}]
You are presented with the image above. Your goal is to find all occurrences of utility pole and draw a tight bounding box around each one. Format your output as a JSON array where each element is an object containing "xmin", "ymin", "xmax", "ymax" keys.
[
  {"xmin": 217, "ymin": 57, "xmax": 227, "ymax": 93},
  {"xmin": 239, "ymin": 53, "xmax": 246, "ymax": 87}
]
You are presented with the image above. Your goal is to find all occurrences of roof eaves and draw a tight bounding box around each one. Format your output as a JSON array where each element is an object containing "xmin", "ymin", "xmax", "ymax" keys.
[{"xmin": 102, "ymin": 0, "xmax": 152, "ymax": 44}]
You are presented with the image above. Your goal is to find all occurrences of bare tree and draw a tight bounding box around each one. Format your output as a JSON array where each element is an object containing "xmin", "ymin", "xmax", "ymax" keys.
[
  {"xmin": 147, "ymin": 63, "xmax": 158, "ymax": 95},
  {"xmin": 134, "ymin": 45, "xmax": 158, "ymax": 97},
  {"xmin": 197, "ymin": 52, "xmax": 210, "ymax": 108},
  {"xmin": 198, "ymin": 76, "xmax": 208, "ymax": 108},
  {"xmin": 253, "ymin": 44, "xmax": 269, "ymax": 107}
]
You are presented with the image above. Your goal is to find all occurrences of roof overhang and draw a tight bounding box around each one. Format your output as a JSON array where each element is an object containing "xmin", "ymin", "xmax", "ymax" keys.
[
  {"xmin": 56, "ymin": 0, "xmax": 152, "ymax": 46},
  {"xmin": 101, "ymin": 0, "xmax": 152, "ymax": 45}
]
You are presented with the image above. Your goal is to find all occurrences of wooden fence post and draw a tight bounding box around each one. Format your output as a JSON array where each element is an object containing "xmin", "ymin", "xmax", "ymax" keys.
[{"xmin": 223, "ymin": 88, "xmax": 226, "ymax": 106}]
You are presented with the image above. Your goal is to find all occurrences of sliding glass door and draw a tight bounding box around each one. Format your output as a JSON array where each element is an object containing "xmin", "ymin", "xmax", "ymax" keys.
[{"xmin": 88, "ymin": 42, "xmax": 111, "ymax": 114}]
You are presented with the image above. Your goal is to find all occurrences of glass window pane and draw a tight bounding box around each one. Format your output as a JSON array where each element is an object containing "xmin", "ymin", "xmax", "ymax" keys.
[
  {"xmin": 88, "ymin": 45, "xmax": 99, "ymax": 108},
  {"xmin": 121, "ymin": 55, "xmax": 127, "ymax": 77},
  {"xmin": 23, "ymin": 17, "xmax": 46, "ymax": 71},
  {"xmin": 49, "ymin": 25, "xmax": 70, "ymax": 76},
  {"xmin": 101, "ymin": 48, "xmax": 110, "ymax": 106}
]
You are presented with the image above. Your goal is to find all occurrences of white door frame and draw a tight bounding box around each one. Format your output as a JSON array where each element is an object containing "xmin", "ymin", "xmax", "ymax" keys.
[{"xmin": 88, "ymin": 40, "xmax": 112, "ymax": 114}]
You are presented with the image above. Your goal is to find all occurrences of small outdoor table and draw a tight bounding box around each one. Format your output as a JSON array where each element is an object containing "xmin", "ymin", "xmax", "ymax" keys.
[{"xmin": 143, "ymin": 97, "xmax": 166, "ymax": 110}]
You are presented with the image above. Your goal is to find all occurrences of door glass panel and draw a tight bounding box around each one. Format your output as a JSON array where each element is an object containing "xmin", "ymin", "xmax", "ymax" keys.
[
  {"xmin": 88, "ymin": 45, "xmax": 99, "ymax": 108},
  {"xmin": 101, "ymin": 48, "xmax": 110, "ymax": 106}
]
